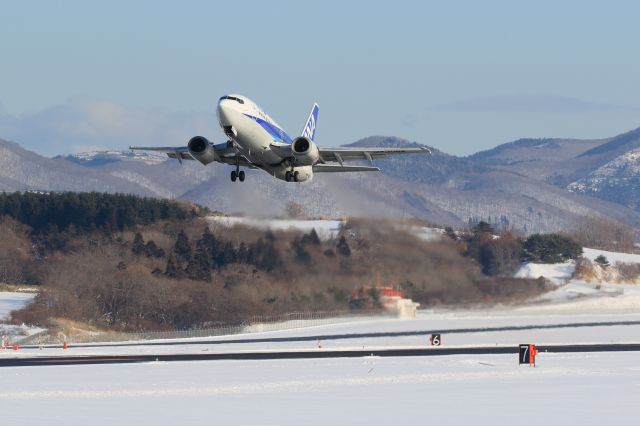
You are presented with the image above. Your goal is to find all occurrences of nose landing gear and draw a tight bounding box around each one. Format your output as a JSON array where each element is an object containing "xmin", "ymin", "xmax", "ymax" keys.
[{"xmin": 285, "ymin": 171, "xmax": 299, "ymax": 182}]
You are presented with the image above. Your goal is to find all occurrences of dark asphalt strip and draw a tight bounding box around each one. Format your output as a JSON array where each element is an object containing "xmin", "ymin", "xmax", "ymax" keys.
[
  {"xmin": 20, "ymin": 319, "xmax": 640, "ymax": 350},
  {"xmin": 3, "ymin": 343, "xmax": 640, "ymax": 367}
]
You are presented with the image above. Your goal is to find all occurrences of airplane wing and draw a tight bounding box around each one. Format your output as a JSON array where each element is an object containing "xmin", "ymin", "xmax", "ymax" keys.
[
  {"xmin": 318, "ymin": 146, "xmax": 430, "ymax": 165},
  {"xmin": 128, "ymin": 146, "xmax": 195, "ymax": 161},
  {"xmin": 312, "ymin": 164, "xmax": 380, "ymax": 172},
  {"xmin": 129, "ymin": 143, "xmax": 258, "ymax": 168}
]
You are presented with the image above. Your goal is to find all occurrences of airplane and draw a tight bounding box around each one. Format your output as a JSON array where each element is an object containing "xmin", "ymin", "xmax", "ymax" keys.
[{"xmin": 130, "ymin": 94, "xmax": 430, "ymax": 182}]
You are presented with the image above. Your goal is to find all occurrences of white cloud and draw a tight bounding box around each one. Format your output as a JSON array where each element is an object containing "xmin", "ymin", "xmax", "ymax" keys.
[{"xmin": 0, "ymin": 98, "xmax": 219, "ymax": 156}]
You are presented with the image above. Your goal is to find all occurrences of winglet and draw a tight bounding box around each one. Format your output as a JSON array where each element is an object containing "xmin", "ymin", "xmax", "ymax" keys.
[{"xmin": 300, "ymin": 103, "xmax": 319, "ymax": 141}]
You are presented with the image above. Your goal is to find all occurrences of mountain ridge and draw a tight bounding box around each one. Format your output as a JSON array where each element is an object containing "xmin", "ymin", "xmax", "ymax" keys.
[{"xmin": 1, "ymin": 126, "xmax": 639, "ymax": 233}]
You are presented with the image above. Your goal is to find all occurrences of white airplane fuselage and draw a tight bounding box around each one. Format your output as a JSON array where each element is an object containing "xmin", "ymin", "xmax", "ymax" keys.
[
  {"xmin": 130, "ymin": 94, "xmax": 429, "ymax": 182},
  {"xmin": 217, "ymin": 94, "xmax": 313, "ymax": 182}
]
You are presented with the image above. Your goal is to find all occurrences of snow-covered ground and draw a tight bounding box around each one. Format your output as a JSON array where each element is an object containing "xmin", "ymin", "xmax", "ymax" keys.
[
  {"xmin": 1, "ymin": 352, "xmax": 638, "ymax": 425},
  {"xmin": 2, "ymin": 291, "xmax": 640, "ymax": 425},
  {"xmin": 6, "ymin": 309, "xmax": 640, "ymax": 357},
  {"xmin": 583, "ymin": 247, "xmax": 640, "ymax": 264},
  {"xmin": 208, "ymin": 216, "xmax": 343, "ymax": 239},
  {"xmin": 515, "ymin": 262, "xmax": 575, "ymax": 284},
  {"xmin": 207, "ymin": 216, "xmax": 444, "ymax": 241},
  {"xmin": 0, "ymin": 291, "xmax": 41, "ymax": 341},
  {"xmin": 0, "ymin": 292, "xmax": 35, "ymax": 319},
  {"xmin": 2, "ymin": 244, "xmax": 640, "ymax": 425},
  {"xmin": 515, "ymin": 245, "xmax": 640, "ymax": 286}
]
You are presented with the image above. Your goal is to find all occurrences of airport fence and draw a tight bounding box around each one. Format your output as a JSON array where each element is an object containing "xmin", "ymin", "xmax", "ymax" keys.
[{"xmin": 17, "ymin": 309, "xmax": 392, "ymax": 346}]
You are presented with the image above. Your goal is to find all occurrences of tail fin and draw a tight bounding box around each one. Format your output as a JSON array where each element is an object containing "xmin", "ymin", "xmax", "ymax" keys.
[{"xmin": 300, "ymin": 103, "xmax": 319, "ymax": 141}]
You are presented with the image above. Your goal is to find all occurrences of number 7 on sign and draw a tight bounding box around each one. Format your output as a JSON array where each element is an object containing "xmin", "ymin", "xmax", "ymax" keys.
[{"xmin": 519, "ymin": 344, "xmax": 538, "ymax": 366}]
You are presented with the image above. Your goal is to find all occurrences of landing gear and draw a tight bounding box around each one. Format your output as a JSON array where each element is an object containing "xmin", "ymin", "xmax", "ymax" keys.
[
  {"xmin": 231, "ymin": 170, "xmax": 246, "ymax": 182},
  {"xmin": 285, "ymin": 171, "xmax": 299, "ymax": 182}
]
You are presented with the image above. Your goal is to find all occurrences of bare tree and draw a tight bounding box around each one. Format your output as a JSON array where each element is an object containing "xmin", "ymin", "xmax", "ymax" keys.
[
  {"xmin": 285, "ymin": 202, "xmax": 305, "ymax": 219},
  {"xmin": 572, "ymin": 217, "xmax": 637, "ymax": 252}
]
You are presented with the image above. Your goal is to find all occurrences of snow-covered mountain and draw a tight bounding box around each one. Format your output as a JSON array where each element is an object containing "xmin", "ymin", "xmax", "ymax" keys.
[
  {"xmin": 471, "ymin": 127, "xmax": 640, "ymax": 212},
  {"xmin": 2, "ymin": 127, "xmax": 640, "ymax": 234},
  {"xmin": 567, "ymin": 148, "xmax": 640, "ymax": 210},
  {"xmin": 64, "ymin": 150, "xmax": 167, "ymax": 166}
]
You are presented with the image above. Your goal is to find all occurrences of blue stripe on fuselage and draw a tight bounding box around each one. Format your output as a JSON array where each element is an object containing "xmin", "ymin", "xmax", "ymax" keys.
[{"xmin": 243, "ymin": 114, "xmax": 292, "ymax": 144}]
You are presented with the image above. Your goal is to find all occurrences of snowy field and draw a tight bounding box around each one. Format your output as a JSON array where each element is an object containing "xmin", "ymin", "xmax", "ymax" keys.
[
  {"xmin": 207, "ymin": 215, "xmax": 444, "ymax": 241},
  {"xmin": 0, "ymin": 292, "xmax": 39, "ymax": 341},
  {"xmin": 1, "ymin": 352, "xmax": 638, "ymax": 425},
  {"xmin": 0, "ymin": 292, "xmax": 36, "ymax": 320},
  {"xmin": 4, "ymin": 309, "xmax": 640, "ymax": 358},
  {"xmin": 583, "ymin": 247, "xmax": 640, "ymax": 264},
  {"xmin": 2, "ymin": 293, "xmax": 640, "ymax": 425},
  {"xmin": 2, "ymin": 246, "xmax": 640, "ymax": 425},
  {"xmin": 208, "ymin": 216, "xmax": 343, "ymax": 239}
]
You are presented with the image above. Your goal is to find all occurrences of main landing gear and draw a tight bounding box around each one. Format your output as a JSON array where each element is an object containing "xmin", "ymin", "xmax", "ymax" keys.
[
  {"xmin": 230, "ymin": 156, "xmax": 245, "ymax": 182},
  {"xmin": 285, "ymin": 170, "xmax": 299, "ymax": 182},
  {"xmin": 230, "ymin": 170, "xmax": 245, "ymax": 182}
]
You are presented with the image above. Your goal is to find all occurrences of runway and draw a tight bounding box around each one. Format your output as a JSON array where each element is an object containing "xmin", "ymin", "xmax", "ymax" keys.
[
  {"xmin": 3, "ymin": 343, "xmax": 640, "ymax": 367},
  {"xmin": 19, "ymin": 319, "xmax": 640, "ymax": 350}
]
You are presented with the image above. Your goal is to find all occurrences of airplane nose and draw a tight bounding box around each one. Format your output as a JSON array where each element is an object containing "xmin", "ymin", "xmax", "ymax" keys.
[{"xmin": 217, "ymin": 101, "xmax": 232, "ymax": 126}]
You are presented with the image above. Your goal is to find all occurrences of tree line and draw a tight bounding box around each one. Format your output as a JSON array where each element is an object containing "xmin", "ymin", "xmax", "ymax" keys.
[
  {"xmin": 0, "ymin": 191, "xmax": 200, "ymax": 235},
  {"xmin": 132, "ymin": 227, "xmax": 353, "ymax": 282},
  {"xmin": 451, "ymin": 221, "xmax": 583, "ymax": 276}
]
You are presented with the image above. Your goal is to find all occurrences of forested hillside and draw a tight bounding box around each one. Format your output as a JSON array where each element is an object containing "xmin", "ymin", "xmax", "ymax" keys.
[
  {"xmin": 0, "ymin": 191, "xmax": 201, "ymax": 233},
  {"xmin": 1, "ymin": 193, "xmax": 552, "ymax": 331}
]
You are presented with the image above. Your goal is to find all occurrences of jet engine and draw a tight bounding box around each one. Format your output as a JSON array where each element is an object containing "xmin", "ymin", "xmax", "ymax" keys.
[
  {"xmin": 291, "ymin": 136, "xmax": 320, "ymax": 166},
  {"xmin": 187, "ymin": 136, "xmax": 218, "ymax": 165}
]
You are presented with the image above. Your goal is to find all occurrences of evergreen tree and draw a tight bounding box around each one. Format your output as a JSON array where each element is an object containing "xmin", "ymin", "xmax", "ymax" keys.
[
  {"xmin": 237, "ymin": 242, "xmax": 249, "ymax": 263},
  {"xmin": 292, "ymin": 238, "xmax": 311, "ymax": 264},
  {"xmin": 264, "ymin": 230, "xmax": 276, "ymax": 243},
  {"xmin": 0, "ymin": 191, "xmax": 197, "ymax": 234},
  {"xmin": 252, "ymin": 238, "xmax": 280, "ymax": 271},
  {"xmin": 473, "ymin": 221, "xmax": 494, "ymax": 235},
  {"xmin": 186, "ymin": 240, "xmax": 212, "ymax": 281},
  {"xmin": 164, "ymin": 254, "xmax": 183, "ymax": 279},
  {"xmin": 524, "ymin": 233, "xmax": 582, "ymax": 263},
  {"xmin": 132, "ymin": 232, "xmax": 145, "ymax": 255},
  {"xmin": 145, "ymin": 240, "xmax": 165, "ymax": 258},
  {"xmin": 336, "ymin": 236, "xmax": 351, "ymax": 257},
  {"xmin": 219, "ymin": 242, "xmax": 236, "ymax": 266},
  {"xmin": 199, "ymin": 227, "xmax": 219, "ymax": 267},
  {"xmin": 173, "ymin": 230, "xmax": 192, "ymax": 263},
  {"xmin": 301, "ymin": 229, "xmax": 321, "ymax": 245},
  {"xmin": 444, "ymin": 227, "xmax": 457, "ymax": 241}
]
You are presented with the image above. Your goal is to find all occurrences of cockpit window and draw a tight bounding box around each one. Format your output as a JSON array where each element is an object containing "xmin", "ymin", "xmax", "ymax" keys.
[{"xmin": 219, "ymin": 96, "xmax": 244, "ymax": 104}]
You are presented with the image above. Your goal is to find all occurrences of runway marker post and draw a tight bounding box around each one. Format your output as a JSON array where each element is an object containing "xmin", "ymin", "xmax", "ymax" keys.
[
  {"xmin": 519, "ymin": 344, "xmax": 538, "ymax": 367},
  {"xmin": 429, "ymin": 334, "xmax": 441, "ymax": 346}
]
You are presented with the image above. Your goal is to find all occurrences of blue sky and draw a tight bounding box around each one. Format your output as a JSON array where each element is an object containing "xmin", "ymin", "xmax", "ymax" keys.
[{"xmin": 1, "ymin": 0, "xmax": 639, "ymax": 156}]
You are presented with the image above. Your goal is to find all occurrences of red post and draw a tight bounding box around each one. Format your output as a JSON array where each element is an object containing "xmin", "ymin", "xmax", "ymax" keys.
[
  {"xmin": 529, "ymin": 344, "xmax": 538, "ymax": 366},
  {"xmin": 63, "ymin": 341, "xmax": 68, "ymax": 350}
]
